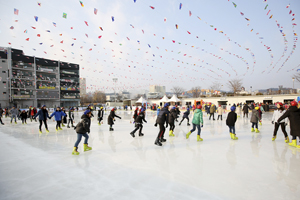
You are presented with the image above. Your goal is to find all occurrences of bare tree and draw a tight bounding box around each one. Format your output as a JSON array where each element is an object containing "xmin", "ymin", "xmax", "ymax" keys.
[
  {"xmin": 209, "ymin": 82, "xmax": 222, "ymax": 93},
  {"xmin": 191, "ymin": 86, "xmax": 201, "ymax": 98},
  {"xmin": 80, "ymin": 94, "xmax": 90, "ymax": 104},
  {"xmin": 227, "ymin": 79, "xmax": 243, "ymax": 94},
  {"xmin": 172, "ymin": 86, "xmax": 185, "ymax": 97},
  {"xmin": 92, "ymin": 91, "xmax": 106, "ymax": 103},
  {"xmin": 293, "ymin": 73, "xmax": 300, "ymax": 82}
]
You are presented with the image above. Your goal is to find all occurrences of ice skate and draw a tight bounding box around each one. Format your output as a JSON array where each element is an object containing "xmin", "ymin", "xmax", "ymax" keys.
[
  {"xmin": 39, "ymin": 130, "xmax": 42, "ymax": 134},
  {"xmin": 98, "ymin": 122, "xmax": 101, "ymax": 126},
  {"xmin": 83, "ymin": 144, "xmax": 92, "ymax": 151},
  {"xmin": 285, "ymin": 136, "xmax": 289, "ymax": 143},
  {"xmin": 186, "ymin": 131, "xmax": 191, "ymax": 139},
  {"xmin": 232, "ymin": 134, "xmax": 238, "ymax": 140},
  {"xmin": 72, "ymin": 147, "xmax": 80, "ymax": 155},
  {"xmin": 67, "ymin": 125, "xmax": 70, "ymax": 128},
  {"xmin": 230, "ymin": 132, "xmax": 233, "ymax": 139},
  {"xmin": 15, "ymin": 122, "xmax": 17, "ymax": 124},
  {"xmin": 46, "ymin": 129, "xmax": 49, "ymax": 133},
  {"xmin": 160, "ymin": 138, "xmax": 167, "ymax": 142},
  {"xmin": 187, "ymin": 123, "xmax": 190, "ymax": 126},
  {"xmin": 25, "ymin": 122, "xmax": 27, "ymax": 124},
  {"xmin": 259, "ymin": 122, "xmax": 262, "ymax": 126},
  {"xmin": 109, "ymin": 127, "xmax": 114, "ymax": 131},
  {"xmin": 130, "ymin": 132, "xmax": 135, "ymax": 138},
  {"xmin": 154, "ymin": 138, "xmax": 162, "ymax": 146},
  {"xmin": 272, "ymin": 136, "xmax": 276, "ymax": 141},
  {"xmin": 251, "ymin": 128, "xmax": 254, "ymax": 132},
  {"xmin": 169, "ymin": 130, "xmax": 175, "ymax": 137},
  {"xmin": 61, "ymin": 124, "xmax": 65, "ymax": 127},
  {"xmin": 179, "ymin": 122, "xmax": 181, "ymax": 126},
  {"xmin": 255, "ymin": 128, "xmax": 259, "ymax": 133},
  {"xmin": 139, "ymin": 133, "xmax": 144, "ymax": 137},
  {"xmin": 59, "ymin": 127, "xmax": 63, "ymax": 130},
  {"xmin": 55, "ymin": 128, "xmax": 58, "ymax": 132},
  {"xmin": 197, "ymin": 135, "xmax": 203, "ymax": 141},
  {"xmin": 289, "ymin": 139, "xmax": 297, "ymax": 147}
]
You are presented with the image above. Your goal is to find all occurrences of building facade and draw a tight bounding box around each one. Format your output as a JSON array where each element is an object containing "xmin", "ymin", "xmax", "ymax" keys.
[
  {"xmin": 148, "ymin": 85, "xmax": 165, "ymax": 99},
  {"xmin": 79, "ymin": 77, "xmax": 86, "ymax": 96},
  {"xmin": 0, "ymin": 47, "xmax": 80, "ymax": 108}
]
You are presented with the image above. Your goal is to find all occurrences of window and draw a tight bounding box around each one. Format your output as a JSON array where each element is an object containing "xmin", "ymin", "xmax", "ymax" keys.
[
  {"xmin": 2, "ymin": 71, "xmax": 6, "ymax": 73},
  {"xmin": 3, "ymin": 92, "xmax": 6, "ymax": 94},
  {"xmin": 2, "ymin": 81, "xmax": 6, "ymax": 84},
  {"xmin": 2, "ymin": 60, "xmax": 6, "ymax": 63}
]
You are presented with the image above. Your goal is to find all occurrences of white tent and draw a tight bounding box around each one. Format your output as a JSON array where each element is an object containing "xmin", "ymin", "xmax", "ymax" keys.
[
  {"xmin": 136, "ymin": 96, "xmax": 147, "ymax": 104},
  {"xmin": 159, "ymin": 95, "xmax": 170, "ymax": 103},
  {"xmin": 168, "ymin": 94, "xmax": 181, "ymax": 102}
]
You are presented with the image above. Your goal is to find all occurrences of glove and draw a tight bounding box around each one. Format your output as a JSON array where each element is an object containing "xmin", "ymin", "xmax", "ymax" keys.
[
  {"xmin": 272, "ymin": 121, "xmax": 274, "ymax": 124},
  {"xmin": 120, "ymin": 117, "xmax": 122, "ymax": 119},
  {"xmin": 145, "ymin": 121, "xmax": 147, "ymax": 123},
  {"xmin": 201, "ymin": 125, "xmax": 203, "ymax": 128},
  {"xmin": 87, "ymin": 131, "xmax": 90, "ymax": 134}
]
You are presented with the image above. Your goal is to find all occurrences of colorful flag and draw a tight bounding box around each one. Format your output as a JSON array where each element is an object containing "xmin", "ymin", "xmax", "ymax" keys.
[
  {"xmin": 63, "ymin": 13, "xmax": 67, "ymax": 18},
  {"xmin": 232, "ymin": 2, "xmax": 237, "ymax": 8},
  {"xmin": 187, "ymin": 31, "xmax": 191, "ymax": 34},
  {"xmin": 94, "ymin": 8, "xmax": 98, "ymax": 15},
  {"xmin": 37, "ymin": 34, "xmax": 40, "ymax": 37},
  {"xmin": 37, "ymin": 2, "xmax": 41, "ymax": 6},
  {"xmin": 189, "ymin": 11, "xmax": 192, "ymax": 16},
  {"xmin": 289, "ymin": 10, "xmax": 292, "ymax": 14},
  {"xmin": 99, "ymin": 27, "xmax": 103, "ymax": 31},
  {"xmin": 286, "ymin": 4, "xmax": 290, "ymax": 8},
  {"xmin": 240, "ymin": 12, "xmax": 244, "ymax": 16},
  {"xmin": 264, "ymin": 4, "xmax": 268, "ymax": 10},
  {"xmin": 164, "ymin": 17, "xmax": 167, "ymax": 22},
  {"xmin": 24, "ymin": 29, "xmax": 27, "ymax": 33},
  {"xmin": 245, "ymin": 18, "xmax": 250, "ymax": 21},
  {"xmin": 179, "ymin": 3, "xmax": 182, "ymax": 10},
  {"xmin": 269, "ymin": 14, "xmax": 273, "ymax": 19},
  {"xmin": 150, "ymin": 6, "xmax": 155, "ymax": 9},
  {"xmin": 98, "ymin": 35, "xmax": 102, "ymax": 39},
  {"xmin": 79, "ymin": 1, "xmax": 84, "ymax": 7},
  {"xmin": 53, "ymin": 22, "xmax": 56, "ymax": 27},
  {"xmin": 10, "ymin": 26, "xmax": 14, "ymax": 29},
  {"xmin": 14, "ymin": 8, "xmax": 19, "ymax": 15},
  {"xmin": 34, "ymin": 16, "xmax": 38, "ymax": 21},
  {"xmin": 26, "ymin": 38, "xmax": 29, "ymax": 41},
  {"xmin": 267, "ymin": 10, "xmax": 270, "ymax": 15},
  {"xmin": 134, "ymin": 0, "xmax": 136, "ymax": 2},
  {"xmin": 84, "ymin": 21, "xmax": 88, "ymax": 26},
  {"xmin": 111, "ymin": 16, "xmax": 114, "ymax": 21},
  {"xmin": 175, "ymin": 24, "xmax": 178, "ymax": 29}
]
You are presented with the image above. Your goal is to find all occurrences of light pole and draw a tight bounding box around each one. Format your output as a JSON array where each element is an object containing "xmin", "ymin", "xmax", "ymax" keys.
[
  {"xmin": 250, "ymin": 86, "xmax": 252, "ymax": 95},
  {"xmin": 221, "ymin": 85, "xmax": 223, "ymax": 96},
  {"xmin": 292, "ymin": 78, "xmax": 295, "ymax": 93},
  {"xmin": 112, "ymin": 78, "xmax": 118, "ymax": 107}
]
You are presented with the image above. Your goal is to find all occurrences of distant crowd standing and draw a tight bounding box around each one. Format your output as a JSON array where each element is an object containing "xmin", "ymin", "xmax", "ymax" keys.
[{"xmin": 0, "ymin": 100, "xmax": 299, "ymax": 155}]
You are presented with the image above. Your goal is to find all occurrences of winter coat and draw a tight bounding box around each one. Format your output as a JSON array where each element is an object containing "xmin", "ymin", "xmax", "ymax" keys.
[
  {"xmin": 69, "ymin": 110, "xmax": 74, "ymax": 120},
  {"xmin": 133, "ymin": 110, "xmax": 138, "ymax": 121},
  {"xmin": 183, "ymin": 110, "xmax": 190, "ymax": 118},
  {"xmin": 243, "ymin": 105, "xmax": 249, "ymax": 113},
  {"xmin": 50, "ymin": 110, "xmax": 66, "ymax": 121},
  {"xmin": 226, "ymin": 111, "xmax": 237, "ymax": 126},
  {"xmin": 107, "ymin": 111, "xmax": 121, "ymax": 125},
  {"xmin": 217, "ymin": 107, "xmax": 223, "ymax": 115},
  {"xmin": 75, "ymin": 114, "xmax": 91, "ymax": 134},
  {"xmin": 10, "ymin": 108, "xmax": 18, "ymax": 116},
  {"xmin": 210, "ymin": 105, "xmax": 216, "ymax": 114},
  {"xmin": 98, "ymin": 109, "xmax": 104, "ymax": 119},
  {"xmin": 272, "ymin": 109, "xmax": 288, "ymax": 124},
  {"xmin": 206, "ymin": 105, "xmax": 210, "ymax": 113},
  {"xmin": 278, "ymin": 106, "xmax": 300, "ymax": 137},
  {"xmin": 156, "ymin": 107, "xmax": 169, "ymax": 125},
  {"xmin": 250, "ymin": 109, "xmax": 261, "ymax": 123},
  {"xmin": 34, "ymin": 109, "xmax": 50, "ymax": 121},
  {"xmin": 135, "ymin": 112, "xmax": 147, "ymax": 124},
  {"xmin": 20, "ymin": 112, "xmax": 27, "ymax": 119},
  {"xmin": 175, "ymin": 108, "xmax": 180, "ymax": 116},
  {"xmin": 31, "ymin": 109, "xmax": 37, "ymax": 116},
  {"xmin": 192, "ymin": 109, "xmax": 203, "ymax": 125},
  {"xmin": 168, "ymin": 109, "xmax": 177, "ymax": 124}
]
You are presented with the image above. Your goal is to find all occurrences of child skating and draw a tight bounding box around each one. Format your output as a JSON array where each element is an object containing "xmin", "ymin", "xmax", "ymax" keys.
[
  {"xmin": 97, "ymin": 107, "xmax": 104, "ymax": 125},
  {"xmin": 107, "ymin": 108, "xmax": 121, "ymax": 131},
  {"xmin": 33, "ymin": 105, "xmax": 50, "ymax": 133},
  {"xmin": 67, "ymin": 107, "xmax": 75, "ymax": 128},
  {"xmin": 154, "ymin": 103, "xmax": 170, "ymax": 146},
  {"xmin": 168, "ymin": 106, "xmax": 177, "ymax": 137},
  {"xmin": 271, "ymin": 102, "xmax": 289, "ymax": 142},
  {"xmin": 217, "ymin": 105, "xmax": 223, "ymax": 120},
  {"xmin": 226, "ymin": 106, "xmax": 238, "ymax": 140},
  {"xmin": 179, "ymin": 107, "xmax": 190, "ymax": 126},
  {"xmin": 250, "ymin": 107, "xmax": 261, "ymax": 133},
  {"xmin": 130, "ymin": 108, "xmax": 147, "ymax": 137},
  {"xmin": 72, "ymin": 110, "xmax": 92, "ymax": 155},
  {"xmin": 186, "ymin": 105, "xmax": 203, "ymax": 141},
  {"xmin": 277, "ymin": 101, "xmax": 300, "ymax": 148},
  {"xmin": 50, "ymin": 107, "xmax": 66, "ymax": 131},
  {"xmin": 10, "ymin": 106, "xmax": 18, "ymax": 124},
  {"xmin": 20, "ymin": 110, "xmax": 28, "ymax": 124}
]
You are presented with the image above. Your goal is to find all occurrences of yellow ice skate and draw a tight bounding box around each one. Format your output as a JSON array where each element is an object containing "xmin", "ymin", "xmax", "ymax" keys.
[
  {"xmin": 272, "ymin": 136, "xmax": 276, "ymax": 141},
  {"xmin": 61, "ymin": 124, "xmax": 65, "ymax": 127},
  {"xmin": 72, "ymin": 147, "xmax": 80, "ymax": 155},
  {"xmin": 197, "ymin": 135, "xmax": 203, "ymax": 141},
  {"xmin": 169, "ymin": 130, "xmax": 175, "ymax": 137},
  {"xmin": 59, "ymin": 127, "xmax": 63, "ymax": 130},
  {"xmin": 46, "ymin": 129, "xmax": 49, "ymax": 133},
  {"xmin": 232, "ymin": 134, "xmax": 238, "ymax": 140},
  {"xmin": 255, "ymin": 128, "xmax": 260, "ymax": 133},
  {"xmin": 15, "ymin": 122, "xmax": 17, "ymax": 124},
  {"xmin": 230, "ymin": 132, "xmax": 233, "ymax": 139},
  {"xmin": 251, "ymin": 128, "xmax": 254, "ymax": 132},
  {"xmin": 55, "ymin": 128, "xmax": 58, "ymax": 132},
  {"xmin": 39, "ymin": 130, "xmax": 42, "ymax": 134},
  {"xmin": 289, "ymin": 139, "xmax": 297, "ymax": 147},
  {"xmin": 83, "ymin": 144, "xmax": 92, "ymax": 151},
  {"xmin": 186, "ymin": 131, "xmax": 191, "ymax": 139}
]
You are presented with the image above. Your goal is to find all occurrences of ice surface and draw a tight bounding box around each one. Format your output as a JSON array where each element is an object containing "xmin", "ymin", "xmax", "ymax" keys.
[{"xmin": 0, "ymin": 110, "xmax": 300, "ymax": 200}]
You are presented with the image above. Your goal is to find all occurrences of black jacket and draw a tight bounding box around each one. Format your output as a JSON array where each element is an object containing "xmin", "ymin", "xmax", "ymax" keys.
[
  {"xmin": 133, "ymin": 110, "xmax": 138, "ymax": 121},
  {"xmin": 243, "ymin": 105, "xmax": 249, "ymax": 113},
  {"xmin": 20, "ymin": 112, "xmax": 27, "ymax": 119},
  {"xmin": 107, "ymin": 111, "xmax": 121, "ymax": 125},
  {"xmin": 68, "ymin": 110, "xmax": 74, "ymax": 120},
  {"xmin": 75, "ymin": 114, "xmax": 91, "ymax": 134},
  {"xmin": 226, "ymin": 111, "xmax": 237, "ymax": 126},
  {"xmin": 278, "ymin": 106, "xmax": 300, "ymax": 137},
  {"xmin": 183, "ymin": 110, "xmax": 190, "ymax": 118},
  {"xmin": 169, "ymin": 109, "xmax": 177, "ymax": 123},
  {"xmin": 175, "ymin": 108, "xmax": 180, "ymax": 116},
  {"xmin": 156, "ymin": 107, "xmax": 169, "ymax": 125},
  {"xmin": 135, "ymin": 112, "xmax": 147, "ymax": 124},
  {"xmin": 98, "ymin": 109, "xmax": 104, "ymax": 119}
]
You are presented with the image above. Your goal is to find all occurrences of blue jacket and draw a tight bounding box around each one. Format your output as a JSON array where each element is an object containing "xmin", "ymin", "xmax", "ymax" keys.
[
  {"xmin": 50, "ymin": 110, "xmax": 66, "ymax": 121},
  {"xmin": 183, "ymin": 110, "xmax": 190, "ymax": 118},
  {"xmin": 157, "ymin": 108, "xmax": 161, "ymax": 116},
  {"xmin": 34, "ymin": 109, "xmax": 50, "ymax": 121}
]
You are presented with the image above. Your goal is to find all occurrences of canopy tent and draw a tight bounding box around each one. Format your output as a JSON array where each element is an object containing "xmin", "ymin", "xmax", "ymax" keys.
[
  {"xmin": 159, "ymin": 95, "xmax": 170, "ymax": 103},
  {"xmin": 136, "ymin": 96, "xmax": 147, "ymax": 104},
  {"xmin": 168, "ymin": 95, "xmax": 181, "ymax": 102}
]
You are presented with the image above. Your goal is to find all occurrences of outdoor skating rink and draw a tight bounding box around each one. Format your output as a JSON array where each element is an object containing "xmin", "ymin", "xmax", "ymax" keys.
[{"xmin": 0, "ymin": 110, "xmax": 300, "ymax": 200}]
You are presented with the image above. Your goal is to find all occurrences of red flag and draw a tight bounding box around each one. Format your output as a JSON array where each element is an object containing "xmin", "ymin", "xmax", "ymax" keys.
[
  {"xmin": 60, "ymin": 40, "xmax": 63, "ymax": 43},
  {"xmin": 98, "ymin": 35, "xmax": 102, "ymax": 39},
  {"xmin": 84, "ymin": 21, "xmax": 88, "ymax": 26},
  {"xmin": 150, "ymin": 6, "xmax": 155, "ymax": 9},
  {"xmin": 187, "ymin": 31, "xmax": 191, "ymax": 34},
  {"xmin": 189, "ymin": 11, "xmax": 192, "ymax": 16},
  {"xmin": 26, "ymin": 38, "xmax": 29, "ymax": 41},
  {"xmin": 31, "ymin": 26, "xmax": 36, "ymax": 29},
  {"xmin": 37, "ymin": 34, "xmax": 41, "ymax": 37}
]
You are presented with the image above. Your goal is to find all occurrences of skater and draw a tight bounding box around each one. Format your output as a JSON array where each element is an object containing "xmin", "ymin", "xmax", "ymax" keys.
[
  {"xmin": 33, "ymin": 105, "xmax": 50, "ymax": 133},
  {"xmin": 206, "ymin": 103, "xmax": 211, "ymax": 116},
  {"xmin": 250, "ymin": 107, "xmax": 261, "ymax": 133},
  {"xmin": 271, "ymin": 103, "xmax": 289, "ymax": 142},
  {"xmin": 179, "ymin": 107, "xmax": 190, "ymax": 126},
  {"xmin": 277, "ymin": 100, "xmax": 300, "ymax": 148},
  {"xmin": 186, "ymin": 105, "xmax": 204, "ymax": 141},
  {"xmin": 50, "ymin": 107, "xmax": 66, "ymax": 131},
  {"xmin": 133, "ymin": 107, "xmax": 139, "ymax": 122},
  {"xmin": 67, "ymin": 107, "xmax": 75, "ymax": 128},
  {"xmin": 10, "ymin": 106, "xmax": 18, "ymax": 124},
  {"xmin": 154, "ymin": 103, "xmax": 170, "ymax": 146},
  {"xmin": 243, "ymin": 103, "xmax": 249, "ymax": 118},
  {"xmin": 97, "ymin": 107, "xmax": 104, "ymax": 125},
  {"xmin": 107, "ymin": 108, "xmax": 121, "ymax": 131},
  {"xmin": 168, "ymin": 106, "xmax": 177, "ymax": 137},
  {"xmin": 130, "ymin": 108, "xmax": 147, "ymax": 137},
  {"xmin": 0, "ymin": 107, "xmax": 4, "ymax": 125},
  {"xmin": 236, "ymin": 103, "xmax": 242, "ymax": 118},
  {"xmin": 61, "ymin": 107, "xmax": 67, "ymax": 127},
  {"xmin": 209, "ymin": 104, "xmax": 216, "ymax": 120},
  {"xmin": 30, "ymin": 107, "xmax": 37, "ymax": 122},
  {"xmin": 175, "ymin": 105, "xmax": 180, "ymax": 122},
  {"xmin": 226, "ymin": 106, "xmax": 238, "ymax": 140},
  {"xmin": 154, "ymin": 106, "xmax": 160, "ymax": 127},
  {"xmin": 72, "ymin": 110, "xmax": 92, "ymax": 155},
  {"xmin": 217, "ymin": 105, "xmax": 223, "ymax": 120},
  {"xmin": 5, "ymin": 108, "xmax": 9, "ymax": 118},
  {"xmin": 20, "ymin": 110, "xmax": 28, "ymax": 124}
]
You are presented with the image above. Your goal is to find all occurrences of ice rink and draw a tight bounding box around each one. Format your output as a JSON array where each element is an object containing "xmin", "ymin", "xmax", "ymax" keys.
[{"xmin": 0, "ymin": 110, "xmax": 299, "ymax": 200}]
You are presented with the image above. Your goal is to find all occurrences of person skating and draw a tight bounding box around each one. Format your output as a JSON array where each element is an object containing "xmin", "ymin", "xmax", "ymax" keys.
[
  {"xmin": 226, "ymin": 106, "xmax": 238, "ymax": 140},
  {"xmin": 33, "ymin": 105, "xmax": 50, "ymax": 133},
  {"xmin": 30, "ymin": 107, "xmax": 37, "ymax": 122},
  {"xmin": 175, "ymin": 105, "xmax": 180, "ymax": 122},
  {"xmin": 67, "ymin": 107, "xmax": 75, "ymax": 128},
  {"xmin": 250, "ymin": 107, "xmax": 261, "ymax": 133},
  {"xmin": 0, "ymin": 107, "xmax": 4, "ymax": 125},
  {"xmin": 186, "ymin": 105, "xmax": 204, "ymax": 141},
  {"xmin": 97, "ymin": 107, "xmax": 104, "ymax": 125},
  {"xmin": 107, "ymin": 108, "xmax": 121, "ymax": 131},
  {"xmin": 217, "ymin": 105, "xmax": 223, "ymax": 120},
  {"xmin": 154, "ymin": 106, "xmax": 160, "ymax": 127},
  {"xmin": 168, "ymin": 107, "xmax": 177, "ymax": 137},
  {"xmin": 209, "ymin": 104, "xmax": 216, "ymax": 120},
  {"xmin": 5, "ymin": 108, "xmax": 9, "ymax": 118},
  {"xmin": 154, "ymin": 103, "xmax": 170, "ymax": 146},
  {"xmin": 50, "ymin": 107, "xmax": 67, "ymax": 131},
  {"xmin": 10, "ymin": 106, "xmax": 18, "ymax": 124},
  {"xmin": 271, "ymin": 103, "xmax": 289, "ymax": 142},
  {"xmin": 133, "ymin": 107, "xmax": 139, "ymax": 122},
  {"xmin": 277, "ymin": 100, "xmax": 300, "ymax": 148},
  {"xmin": 179, "ymin": 107, "xmax": 190, "ymax": 126},
  {"xmin": 236, "ymin": 104, "xmax": 242, "ymax": 118},
  {"xmin": 130, "ymin": 108, "xmax": 147, "ymax": 137},
  {"xmin": 72, "ymin": 110, "xmax": 92, "ymax": 155},
  {"xmin": 243, "ymin": 103, "xmax": 249, "ymax": 118},
  {"xmin": 61, "ymin": 107, "xmax": 67, "ymax": 127},
  {"xmin": 87, "ymin": 105, "xmax": 94, "ymax": 117},
  {"xmin": 20, "ymin": 110, "xmax": 28, "ymax": 124}
]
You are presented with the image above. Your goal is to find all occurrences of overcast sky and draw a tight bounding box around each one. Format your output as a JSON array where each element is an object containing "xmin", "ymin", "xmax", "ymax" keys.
[{"xmin": 0, "ymin": 0, "xmax": 299, "ymax": 93}]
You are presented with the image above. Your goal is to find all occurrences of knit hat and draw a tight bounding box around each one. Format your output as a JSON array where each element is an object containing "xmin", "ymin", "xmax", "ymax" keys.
[{"xmin": 84, "ymin": 110, "xmax": 91, "ymax": 115}]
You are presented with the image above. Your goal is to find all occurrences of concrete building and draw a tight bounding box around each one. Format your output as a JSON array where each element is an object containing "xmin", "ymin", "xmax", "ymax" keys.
[
  {"xmin": 148, "ymin": 85, "xmax": 165, "ymax": 99},
  {"xmin": 0, "ymin": 47, "xmax": 80, "ymax": 108},
  {"xmin": 79, "ymin": 78, "xmax": 86, "ymax": 96}
]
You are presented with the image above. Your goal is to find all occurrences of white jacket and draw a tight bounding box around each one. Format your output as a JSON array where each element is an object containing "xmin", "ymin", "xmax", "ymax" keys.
[
  {"xmin": 217, "ymin": 107, "xmax": 223, "ymax": 115},
  {"xmin": 272, "ymin": 110, "xmax": 288, "ymax": 123}
]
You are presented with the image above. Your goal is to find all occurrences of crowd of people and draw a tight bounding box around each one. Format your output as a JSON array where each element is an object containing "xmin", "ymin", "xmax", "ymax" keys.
[{"xmin": 0, "ymin": 100, "xmax": 299, "ymax": 155}]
